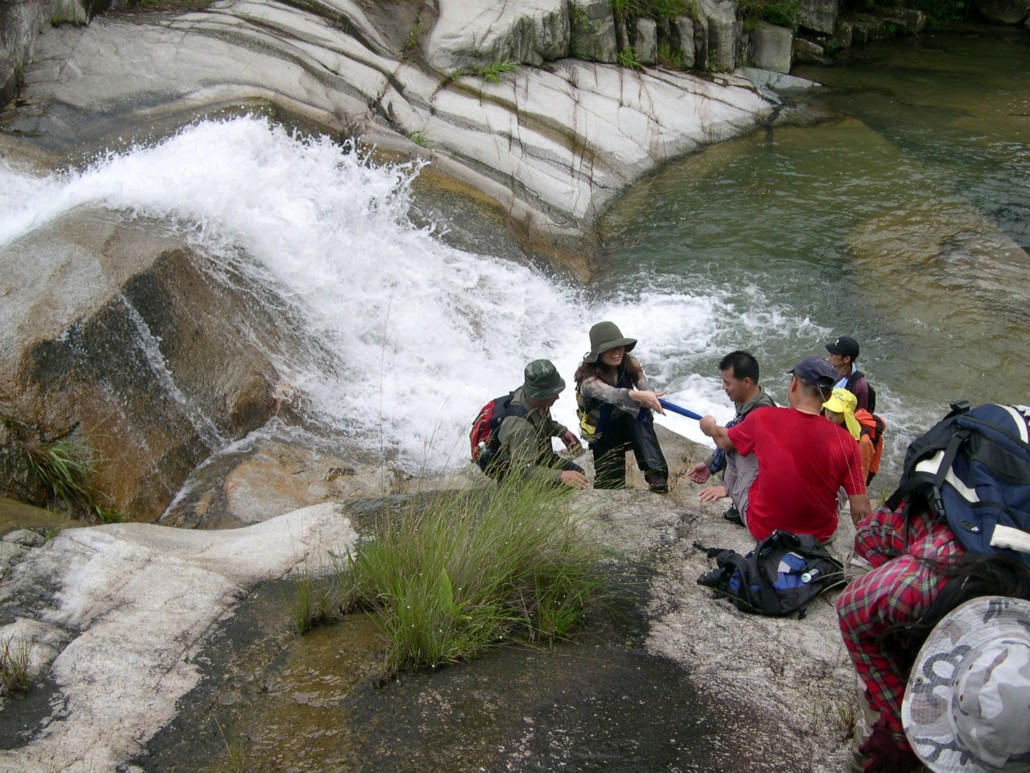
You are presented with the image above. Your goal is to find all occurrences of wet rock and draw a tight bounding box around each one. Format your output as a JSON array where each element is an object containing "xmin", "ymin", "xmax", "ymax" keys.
[
  {"xmin": 974, "ymin": 0, "xmax": 1030, "ymax": 24},
  {"xmin": 0, "ymin": 212, "xmax": 309, "ymax": 521}
]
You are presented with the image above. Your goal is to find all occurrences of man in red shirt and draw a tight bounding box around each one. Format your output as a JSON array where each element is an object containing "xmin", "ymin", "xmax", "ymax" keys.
[{"xmin": 699, "ymin": 355, "xmax": 871, "ymax": 543}]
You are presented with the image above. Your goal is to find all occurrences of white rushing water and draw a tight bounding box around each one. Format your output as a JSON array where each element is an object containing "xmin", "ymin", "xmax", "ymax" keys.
[{"xmin": 0, "ymin": 116, "xmax": 830, "ymax": 474}]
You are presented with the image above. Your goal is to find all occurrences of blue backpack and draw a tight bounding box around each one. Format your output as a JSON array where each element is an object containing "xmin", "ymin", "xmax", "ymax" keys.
[
  {"xmin": 696, "ymin": 531, "xmax": 845, "ymax": 618},
  {"xmin": 885, "ymin": 402, "xmax": 1030, "ymax": 567}
]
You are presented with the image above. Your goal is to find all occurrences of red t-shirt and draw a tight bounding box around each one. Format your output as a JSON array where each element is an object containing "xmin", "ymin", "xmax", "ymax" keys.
[{"xmin": 727, "ymin": 407, "xmax": 866, "ymax": 543}]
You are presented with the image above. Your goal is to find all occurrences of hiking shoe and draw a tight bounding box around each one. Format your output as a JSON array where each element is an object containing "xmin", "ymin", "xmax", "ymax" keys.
[
  {"xmin": 723, "ymin": 505, "xmax": 744, "ymax": 526},
  {"xmin": 646, "ymin": 473, "xmax": 669, "ymax": 493}
]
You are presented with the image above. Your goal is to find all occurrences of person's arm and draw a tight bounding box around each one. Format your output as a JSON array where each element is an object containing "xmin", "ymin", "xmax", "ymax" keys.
[
  {"xmin": 500, "ymin": 415, "xmax": 587, "ymax": 488},
  {"xmin": 579, "ymin": 374, "xmax": 665, "ymax": 415},
  {"xmin": 699, "ymin": 415, "xmax": 737, "ymax": 453},
  {"xmin": 842, "ymin": 437, "xmax": 871, "ymax": 525},
  {"xmin": 848, "ymin": 493, "xmax": 873, "ymax": 526}
]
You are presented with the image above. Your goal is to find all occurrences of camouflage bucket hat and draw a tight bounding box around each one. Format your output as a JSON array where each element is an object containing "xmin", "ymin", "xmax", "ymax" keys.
[
  {"xmin": 523, "ymin": 359, "xmax": 565, "ymax": 400},
  {"xmin": 902, "ymin": 595, "xmax": 1030, "ymax": 773},
  {"xmin": 583, "ymin": 321, "xmax": 637, "ymax": 364}
]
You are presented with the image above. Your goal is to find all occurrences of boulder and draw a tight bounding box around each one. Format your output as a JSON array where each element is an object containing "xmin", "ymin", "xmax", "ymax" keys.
[
  {"xmin": 425, "ymin": 0, "xmax": 570, "ymax": 71},
  {"xmin": 974, "ymin": 0, "xmax": 1030, "ymax": 24},
  {"xmin": 0, "ymin": 212, "xmax": 300, "ymax": 521},
  {"xmin": 672, "ymin": 15, "xmax": 697, "ymax": 69},
  {"xmin": 570, "ymin": 0, "xmax": 618, "ymax": 63},
  {"xmin": 750, "ymin": 21, "xmax": 794, "ymax": 74},
  {"xmin": 798, "ymin": 0, "xmax": 839, "ymax": 35},
  {"xmin": 634, "ymin": 16, "xmax": 658, "ymax": 64},
  {"xmin": 698, "ymin": 0, "xmax": 738, "ymax": 71}
]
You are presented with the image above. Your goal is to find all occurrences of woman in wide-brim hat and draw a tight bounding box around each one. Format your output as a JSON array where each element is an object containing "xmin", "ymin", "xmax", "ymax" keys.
[{"xmin": 573, "ymin": 321, "xmax": 670, "ymax": 492}]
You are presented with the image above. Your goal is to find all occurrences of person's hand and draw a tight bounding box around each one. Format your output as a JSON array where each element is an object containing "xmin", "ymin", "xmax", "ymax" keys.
[
  {"xmin": 688, "ymin": 462, "xmax": 712, "ymax": 484},
  {"xmin": 630, "ymin": 389, "xmax": 666, "ymax": 413},
  {"xmin": 849, "ymin": 493, "xmax": 873, "ymax": 527},
  {"xmin": 559, "ymin": 470, "xmax": 590, "ymax": 489},
  {"xmin": 561, "ymin": 430, "xmax": 583, "ymax": 451},
  {"xmin": 698, "ymin": 485, "xmax": 728, "ymax": 503},
  {"xmin": 699, "ymin": 415, "xmax": 719, "ymax": 437}
]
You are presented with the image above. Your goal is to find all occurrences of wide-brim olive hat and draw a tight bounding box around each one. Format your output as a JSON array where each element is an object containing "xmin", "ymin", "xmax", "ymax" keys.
[
  {"xmin": 523, "ymin": 359, "xmax": 566, "ymax": 400},
  {"xmin": 583, "ymin": 321, "xmax": 637, "ymax": 364}
]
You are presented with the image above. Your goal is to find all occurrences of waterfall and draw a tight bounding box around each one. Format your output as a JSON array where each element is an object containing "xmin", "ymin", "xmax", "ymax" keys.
[{"xmin": 0, "ymin": 116, "xmax": 833, "ymax": 473}]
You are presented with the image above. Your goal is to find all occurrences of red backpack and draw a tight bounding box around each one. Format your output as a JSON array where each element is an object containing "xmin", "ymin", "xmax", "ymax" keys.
[{"xmin": 470, "ymin": 393, "xmax": 527, "ymax": 471}]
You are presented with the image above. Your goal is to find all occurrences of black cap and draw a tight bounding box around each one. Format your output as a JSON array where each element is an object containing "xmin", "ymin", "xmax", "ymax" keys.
[{"xmin": 825, "ymin": 336, "xmax": 859, "ymax": 359}]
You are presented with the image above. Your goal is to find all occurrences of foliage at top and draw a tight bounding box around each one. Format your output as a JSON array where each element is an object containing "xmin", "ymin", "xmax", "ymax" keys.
[{"xmin": 738, "ymin": 0, "xmax": 803, "ymax": 28}]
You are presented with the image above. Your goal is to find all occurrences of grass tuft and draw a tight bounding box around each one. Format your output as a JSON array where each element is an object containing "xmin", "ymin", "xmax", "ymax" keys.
[
  {"xmin": 0, "ymin": 637, "xmax": 32, "ymax": 696},
  {"xmin": 286, "ymin": 575, "xmax": 341, "ymax": 635},
  {"xmin": 470, "ymin": 61, "xmax": 519, "ymax": 84},
  {"xmin": 337, "ymin": 477, "xmax": 602, "ymax": 675}
]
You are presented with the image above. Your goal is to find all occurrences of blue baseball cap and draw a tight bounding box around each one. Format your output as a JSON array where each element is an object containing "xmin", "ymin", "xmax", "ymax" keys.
[{"xmin": 787, "ymin": 355, "xmax": 837, "ymax": 388}]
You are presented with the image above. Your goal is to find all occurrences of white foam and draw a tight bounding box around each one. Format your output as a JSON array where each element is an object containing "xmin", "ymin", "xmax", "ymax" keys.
[{"xmin": 0, "ymin": 117, "xmax": 834, "ymax": 472}]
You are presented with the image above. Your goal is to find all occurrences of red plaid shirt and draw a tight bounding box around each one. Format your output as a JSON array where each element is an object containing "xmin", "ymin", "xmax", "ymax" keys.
[{"xmin": 836, "ymin": 505, "xmax": 964, "ymax": 745}]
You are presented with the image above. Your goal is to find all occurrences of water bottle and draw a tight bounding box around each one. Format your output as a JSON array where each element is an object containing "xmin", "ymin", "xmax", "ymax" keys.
[{"xmin": 801, "ymin": 569, "xmax": 820, "ymax": 584}]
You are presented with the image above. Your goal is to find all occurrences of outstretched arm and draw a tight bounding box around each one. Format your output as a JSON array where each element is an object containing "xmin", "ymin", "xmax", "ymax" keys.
[{"xmin": 699, "ymin": 415, "xmax": 737, "ymax": 453}]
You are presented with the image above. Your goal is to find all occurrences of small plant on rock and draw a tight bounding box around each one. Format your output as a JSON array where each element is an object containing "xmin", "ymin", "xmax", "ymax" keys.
[
  {"xmin": 472, "ymin": 60, "xmax": 519, "ymax": 84},
  {"xmin": 0, "ymin": 637, "xmax": 32, "ymax": 696},
  {"xmin": 617, "ymin": 46, "xmax": 644, "ymax": 69}
]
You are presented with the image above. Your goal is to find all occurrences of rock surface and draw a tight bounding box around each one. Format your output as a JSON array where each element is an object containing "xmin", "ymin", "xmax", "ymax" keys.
[
  {"xmin": 0, "ymin": 501, "xmax": 358, "ymax": 773},
  {"xmin": 3, "ymin": 0, "xmax": 778, "ymax": 276},
  {"xmin": 0, "ymin": 429, "xmax": 860, "ymax": 772}
]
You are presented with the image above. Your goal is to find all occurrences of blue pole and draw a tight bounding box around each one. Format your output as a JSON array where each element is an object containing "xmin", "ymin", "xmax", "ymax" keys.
[{"xmin": 658, "ymin": 399, "xmax": 703, "ymax": 421}]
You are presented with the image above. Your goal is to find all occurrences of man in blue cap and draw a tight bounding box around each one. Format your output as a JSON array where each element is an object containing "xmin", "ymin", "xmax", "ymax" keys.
[{"xmin": 699, "ymin": 355, "xmax": 870, "ymax": 543}]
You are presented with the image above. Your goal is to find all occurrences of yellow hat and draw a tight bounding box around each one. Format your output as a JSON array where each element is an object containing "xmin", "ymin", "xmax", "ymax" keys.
[{"xmin": 822, "ymin": 388, "xmax": 861, "ymax": 440}]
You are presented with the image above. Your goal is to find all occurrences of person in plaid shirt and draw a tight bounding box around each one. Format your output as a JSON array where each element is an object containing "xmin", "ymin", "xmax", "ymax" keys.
[{"xmin": 837, "ymin": 503, "xmax": 964, "ymax": 772}]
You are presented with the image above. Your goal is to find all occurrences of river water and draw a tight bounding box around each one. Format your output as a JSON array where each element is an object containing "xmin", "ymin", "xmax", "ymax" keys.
[
  {"xmin": 1, "ymin": 25, "xmax": 1027, "ymax": 490},
  {"xmin": 596, "ymin": 24, "xmax": 1030, "ymax": 483}
]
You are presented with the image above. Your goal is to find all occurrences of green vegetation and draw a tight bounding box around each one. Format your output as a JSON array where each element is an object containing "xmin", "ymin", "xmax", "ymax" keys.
[
  {"xmin": 215, "ymin": 715, "xmax": 247, "ymax": 773},
  {"xmin": 404, "ymin": 18, "xmax": 422, "ymax": 56},
  {"xmin": 656, "ymin": 40, "xmax": 686, "ymax": 69},
  {"xmin": 470, "ymin": 60, "xmax": 519, "ymax": 84},
  {"xmin": 2, "ymin": 416, "xmax": 121, "ymax": 524},
  {"xmin": 617, "ymin": 46, "xmax": 644, "ymax": 69},
  {"xmin": 407, "ymin": 129, "xmax": 429, "ymax": 148},
  {"xmin": 738, "ymin": 0, "xmax": 802, "ymax": 28},
  {"xmin": 0, "ymin": 637, "xmax": 31, "ymax": 696},
  {"xmin": 614, "ymin": 0, "xmax": 697, "ymax": 22},
  {"xmin": 286, "ymin": 575, "xmax": 339, "ymax": 635},
  {"xmin": 336, "ymin": 479, "xmax": 602, "ymax": 675}
]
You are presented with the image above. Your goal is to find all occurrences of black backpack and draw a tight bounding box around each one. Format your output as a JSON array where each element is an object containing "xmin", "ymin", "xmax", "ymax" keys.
[
  {"xmin": 846, "ymin": 369, "xmax": 877, "ymax": 414},
  {"xmin": 696, "ymin": 531, "xmax": 845, "ymax": 618},
  {"xmin": 884, "ymin": 402, "xmax": 1030, "ymax": 567}
]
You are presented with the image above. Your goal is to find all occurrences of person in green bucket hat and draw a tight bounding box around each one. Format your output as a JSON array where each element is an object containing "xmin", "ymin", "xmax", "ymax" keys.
[
  {"xmin": 573, "ymin": 321, "xmax": 670, "ymax": 492},
  {"xmin": 488, "ymin": 359, "xmax": 590, "ymax": 489}
]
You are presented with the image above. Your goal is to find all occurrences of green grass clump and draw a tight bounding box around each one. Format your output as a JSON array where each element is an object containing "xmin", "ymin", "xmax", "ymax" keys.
[
  {"xmin": 339, "ymin": 478, "xmax": 601, "ymax": 675},
  {"xmin": 471, "ymin": 60, "xmax": 519, "ymax": 84},
  {"xmin": 1, "ymin": 637, "xmax": 31, "ymax": 696},
  {"xmin": 287, "ymin": 575, "xmax": 341, "ymax": 635},
  {"xmin": 617, "ymin": 46, "xmax": 644, "ymax": 69},
  {"xmin": 24, "ymin": 436, "xmax": 121, "ymax": 523}
]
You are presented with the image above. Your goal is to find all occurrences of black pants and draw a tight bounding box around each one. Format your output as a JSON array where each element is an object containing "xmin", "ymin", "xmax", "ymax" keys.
[{"xmin": 590, "ymin": 410, "xmax": 668, "ymax": 489}]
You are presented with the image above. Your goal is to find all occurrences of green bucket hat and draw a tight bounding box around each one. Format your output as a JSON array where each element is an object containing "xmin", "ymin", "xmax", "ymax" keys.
[
  {"xmin": 523, "ymin": 359, "xmax": 566, "ymax": 400},
  {"xmin": 583, "ymin": 321, "xmax": 637, "ymax": 364}
]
